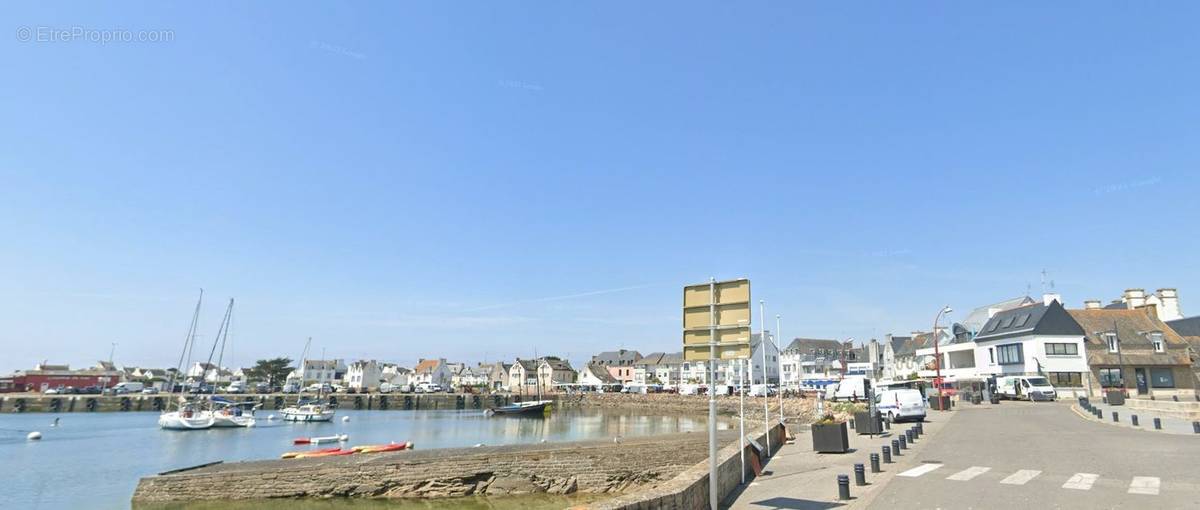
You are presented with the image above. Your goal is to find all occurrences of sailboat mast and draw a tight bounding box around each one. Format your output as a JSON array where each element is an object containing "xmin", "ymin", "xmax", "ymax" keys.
[{"xmin": 168, "ymin": 289, "xmax": 203, "ymax": 410}]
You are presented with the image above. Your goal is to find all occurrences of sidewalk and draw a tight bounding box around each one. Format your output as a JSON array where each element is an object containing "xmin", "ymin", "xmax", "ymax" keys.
[
  {"xmin": 725, "ymin": 408, "xmax": 961, "ymax": 509},
  {"xmin": 1073, "ymin": 401, "xmax": 1200, "ymax": 435}
]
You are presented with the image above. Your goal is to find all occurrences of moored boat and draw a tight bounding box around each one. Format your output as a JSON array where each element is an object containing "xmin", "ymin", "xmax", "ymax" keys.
[
  {"xmin": 210, "ymin": 398, "xmax": 257, "ymax": 428},
  {"xmin": 487, "ymin": 399, "xmax": 553, "ymax": 416},
  {"xmin": 158, "ymin": 404, "xmax": 215, "ymax": 430},
  {"xmin": 281, "ymin": 402, "xmax": 336, "ymax": 422}
]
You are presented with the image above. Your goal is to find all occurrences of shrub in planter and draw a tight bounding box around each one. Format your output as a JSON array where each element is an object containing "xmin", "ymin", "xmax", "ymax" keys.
[{"xmin": 812, "ymin": 414, "xmax": 850, "ymax": 453}]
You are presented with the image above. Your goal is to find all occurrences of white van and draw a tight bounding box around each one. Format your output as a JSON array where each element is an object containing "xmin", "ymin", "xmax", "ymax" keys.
[
  {"xmin": 113, "ymin": 382, "xmax": 144, "ymax": 394},
  {"xmin": 824, "ymin": 377, "xmax": 870, "ymax": 402},
  {"xmin": 996, "ymin": 376, "xmax": 1057, "ymax": 401},
  {"xmin": 874, "ymin": 388, "xmax": 927, "ymax": 423}
]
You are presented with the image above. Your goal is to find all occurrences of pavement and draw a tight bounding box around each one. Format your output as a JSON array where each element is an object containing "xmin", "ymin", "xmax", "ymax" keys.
[
  {"xmin": 727, "ymin": 400, "xmax": 1200, "ymax": 509},
  {"xmin": 1078, "ymin": 400, "xmax": 1200, "ymax": 435}
]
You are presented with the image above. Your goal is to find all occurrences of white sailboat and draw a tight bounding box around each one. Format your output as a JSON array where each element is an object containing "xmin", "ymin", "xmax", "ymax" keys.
[
  {"xmin": 280, "ymin": 337, "xmax": 337, "ymax": 423},
  {"xmin": 210, "ymin": 397, "xmax": 257, "ymax": 428},
  {"xmin": 160, "ymin": 290, "xmax": 215, "ymax": 431}
]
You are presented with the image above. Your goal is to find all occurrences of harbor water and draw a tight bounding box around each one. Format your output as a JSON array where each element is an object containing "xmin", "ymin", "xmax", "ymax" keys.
[{"xmin": 0, "ymin": 407, "xmax": 723, "ymax": 510}]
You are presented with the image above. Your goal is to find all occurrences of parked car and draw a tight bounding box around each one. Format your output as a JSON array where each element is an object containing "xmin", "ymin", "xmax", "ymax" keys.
[
  {"xmin": 824, "ymin": 377, "xmax": 871, "ymax": 402},
  {"xmin": 874, "ymin": 388, "xmax": 927, "ymax": 423},
  {"xmin": 79, "ymin": 386, "xmax": 103, "ymax": 395},
  {"xmin": 254, "ymin": 382, "xmax": 272, "ymax": 394},
  {"xmin": 113, "ymin": 382, "xmax": 145, "ymax": 394},
  {"xmin": 141, "ymin": 387, "xmax": 160, "ymax": 394},
  {"xmin": 43, "ymin": 387, "xmax": 61, "ymax": 395},
  {"xmin": 414, "ymin": 382, "xmax": 443, "ymax": 394},
  {"xmin": 223, "ymin": 381, "xmax": 247, "ymax": 394},
  {"xmin": 996, "ymin": 376, "xmax": 1057, "ymax": 401}
]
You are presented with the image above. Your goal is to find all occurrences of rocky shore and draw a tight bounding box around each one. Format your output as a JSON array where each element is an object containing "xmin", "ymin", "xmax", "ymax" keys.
[{"xmin": 562, "ymin": 393, "xmax": 844, "ymax": 424}]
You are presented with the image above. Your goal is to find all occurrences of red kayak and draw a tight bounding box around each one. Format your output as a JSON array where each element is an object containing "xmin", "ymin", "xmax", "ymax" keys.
[{"xmin": 281, "ymin": 447, "xmax": 340, "ymax": 459}]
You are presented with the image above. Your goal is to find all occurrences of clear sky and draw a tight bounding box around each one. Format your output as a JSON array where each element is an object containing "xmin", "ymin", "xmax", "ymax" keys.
[{"xmin": 3, "ymin": 2, "xmax": 1199, "ymax": 372}]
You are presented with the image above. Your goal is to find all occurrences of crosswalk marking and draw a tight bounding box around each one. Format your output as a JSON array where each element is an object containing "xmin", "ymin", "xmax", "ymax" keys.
[
  {"xmin": 946, "ymin": 466, "xmax": 990, "ymax": 481},
  {"xmin": 1062, "ymin": 473, "xmax": 1099, "ymax": 490},
  {"xmin": 898, "ymin": 463, "xmax": 944, "ymax": 478},
  {"xmin": 999, "ymin": 469, "xmax": 1041, "ymax": 485},
  {"xmin": 1128, "ymin": 476, "xmax": 1160, "ymax": 495}
]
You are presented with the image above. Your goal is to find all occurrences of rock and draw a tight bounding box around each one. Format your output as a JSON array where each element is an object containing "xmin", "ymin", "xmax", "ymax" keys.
[{"xmin": 485, "ymin": 475, "xmax": 539, "ymax": 496}]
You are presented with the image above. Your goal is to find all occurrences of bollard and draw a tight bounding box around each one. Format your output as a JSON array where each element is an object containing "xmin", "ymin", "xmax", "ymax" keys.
[
  {"xmin": 849, "ymin": 419, "xmax": 855, "ymax": 429},
  {"xmin": 916, "ymin": 422, "xmax": 924, "ymax": 434},
  {"xmin": 854, "ymin": 463, "xmax": 866, "ymax": 486},
  {"xmin": 906, "ymin": 429, "xmax": 915, "ymax": 443},
  {"xmin": 884, "ymin": 419, "xmax": 890, "ymax": 431},
  {"xmin": 838, "ymin": 474, "xmax": 851, "ymax": 500},
  {"xmin": 870, "ymin": 453, "xmax": 881, "ymax": 473},
  {"xmin": 892, "ymin": 439, "xmax": 902, "ymax": 456},
  {"xmin": 1173, "ymin": 395, "xmax": 1179, "ymax": 402},
  {"xmin": 1131, "ymin": 415, "xmax": 1139, "ymax": 427},
  {"xmin": 882, "ymin": 445, "xmax": 892, "ymax": 463},
  {"xmin": 898, "ymin": 435, "xmax": 907, "ymax": 450},
  {"xmin": 1154, "ymin": 418, "xmax": 1162, "ymax": 430},
  {"xmin": 1102, "ymin": 396, "xmax": 1108, "ymax": 404},
  {"xmin": 1112, "ymin": 411, "xmax": 1119, "ymax": 422},
  {"xmin": 1193, "ymin": 422, "xmax": 1200, "ymax": 433}
]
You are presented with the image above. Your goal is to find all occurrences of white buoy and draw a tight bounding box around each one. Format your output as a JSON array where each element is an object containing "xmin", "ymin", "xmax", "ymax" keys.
[
  {"xmin": 342, "ymin": 416, "xmax": 350, "ymax": 423},
  {"xmin": 473, "ymin": 443, "xmax": 484, "ymax": 448},
  {"xmin": 339, "ymin": 434, "xmax": 349, "ymax": 442},
  {"xmin": 27, "ymin": 431, "xmax": 42, "ymax": 441},
  {"xmin": 267, "ymin": 414, "xmax": 276, "ymax": 421},
  {"xmin": 405, "ymin": 441, "xmax": 414, "ymax": 449}
]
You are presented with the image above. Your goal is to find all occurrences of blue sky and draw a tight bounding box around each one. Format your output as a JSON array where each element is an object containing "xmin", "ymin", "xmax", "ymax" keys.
[{"xmin": 3, "ymin": 2, "xmax": 1199, "ymax": 372}]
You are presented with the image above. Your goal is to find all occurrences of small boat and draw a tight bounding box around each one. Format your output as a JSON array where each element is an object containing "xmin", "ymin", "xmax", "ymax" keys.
[
  {"xmin": 487, "ymin": 399, "xmax": 553, "ymax": 416},
  {"xmin": 281, "ymin": 447, "xmax": 341, "ymax": 459},
  {"xmin": 159, "ymin": 405, "xmax": 215, "ymax": 430},
  {"xmin": 281, "ymin": 402, "xmax": 336, "ymax": 422},
  {"xmin": 351, "ymin": 442, "xmax": 409, "ymax": 454},
  {"xmin": 293, "ymin": 448, "xmax": 356, "ymax": 459},
  {"xmin": 210, "ymin": 398, "xmax": 257, "ymax": 428},
  {"xmin": 293, "ymin": 434, "xmax": 347, "ymax": 445}
]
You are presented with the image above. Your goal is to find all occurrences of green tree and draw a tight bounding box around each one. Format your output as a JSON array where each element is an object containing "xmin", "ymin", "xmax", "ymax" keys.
[{"xmin": 247, "ymin": 358, "xmax": 293, "ymax": 388}]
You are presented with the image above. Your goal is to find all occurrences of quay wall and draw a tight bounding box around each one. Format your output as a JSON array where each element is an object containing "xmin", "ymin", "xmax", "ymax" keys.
[
  {"xmin": 132, "ymin": 430, "xmax": 730, "ymax": 503},
  {"xmin": 0, "ymin": 393, "xmax": 551, "ymax": 414}
]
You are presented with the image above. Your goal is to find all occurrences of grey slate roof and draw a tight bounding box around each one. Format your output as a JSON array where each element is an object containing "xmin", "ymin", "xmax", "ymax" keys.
[
  {"xmin": 888, "ymin": 336, "xmax": 914, "ymax": 356},
  {"xmin": 634, "ymin": 352, "xmax": 666, "ymax": 368},
  {"xmin": 1166, "ymin": 316, "xmax": 1200, "ymax": 337},
  {"xmin": 960, "ymin": 296, "xmax": 1037, "ymax": 334},
  {"xmin": 591, "ymin": 349, "xmax": 642, "ymax": 366},
  {"xmin": 974, "ymin": 301, "xmax": 1084, "ymax": 342},
  {"xmin": 783, "ymin": 338, "xmax": 843, "ymax": 355}
]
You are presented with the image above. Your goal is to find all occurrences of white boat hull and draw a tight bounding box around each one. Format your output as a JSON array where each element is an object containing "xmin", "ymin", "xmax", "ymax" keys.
[
  {"xmin": 159, "ymin": 411, "xmax": 215, "ymax": 430},
  {"xmin": 281, "ymin": 411, "xmax": 335, "ymax": 422},
  {"xmin": 212, "ymin": 413, "xmax": 256, "ymax": 428}
]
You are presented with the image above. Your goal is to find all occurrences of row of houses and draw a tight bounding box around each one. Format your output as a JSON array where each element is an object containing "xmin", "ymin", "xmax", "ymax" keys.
[{"xmin": 876, "ymin": 288, "xmax": 1199, "ymax": 398}]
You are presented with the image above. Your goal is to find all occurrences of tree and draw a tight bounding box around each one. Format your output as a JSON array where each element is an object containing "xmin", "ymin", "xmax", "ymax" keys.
[{"xmin": 247, "ymin": 358, "xmax": 293, "ymax": 388}]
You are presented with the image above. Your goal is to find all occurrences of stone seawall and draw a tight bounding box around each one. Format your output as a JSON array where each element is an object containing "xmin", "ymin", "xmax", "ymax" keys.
[
  {"xmin": 0, "ymin": 393, "xmax": 547, "ymax": 414},
  {"xmin": 563, "ymin": 392, "xmax": 824, "ymax": 424},
  {"xmin": 132, "ymin": 430, "xmax": 735, "ymax": 503}
]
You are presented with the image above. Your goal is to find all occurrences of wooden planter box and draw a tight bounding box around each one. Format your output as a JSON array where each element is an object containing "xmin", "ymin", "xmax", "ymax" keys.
[
  {"xmin": 812, "ymin": 421, "xmax": 850, "ymax": 453},
  {"xmin": 853, "ymin": 411, "xmax": 883, "ymax": 435}
]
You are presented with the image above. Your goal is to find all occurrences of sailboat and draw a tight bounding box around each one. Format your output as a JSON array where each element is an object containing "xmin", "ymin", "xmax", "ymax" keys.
[
  {"xmin": 160, "ymin": 290, "xmax": 216, "ymax": 430},
  {"xmin": 280, "ymin": 338, "xmax": 336, "ymax": 423},
  {"xmin": 488, "ymin": 355, "xmax": 553, "ymax": 417},
  {"xmin": 210, "ymin": 397, "xmax": 257, "ymax": 428}
]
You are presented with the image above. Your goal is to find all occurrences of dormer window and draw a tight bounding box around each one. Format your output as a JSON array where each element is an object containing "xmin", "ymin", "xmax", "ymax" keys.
[
  {"xmin": 1105, "ymin": 333, "xmax": 1119, "ymax": 353},
  {"xmin": 1150, "ymin": 332, "xmax": 1164, "ymax": 353}
]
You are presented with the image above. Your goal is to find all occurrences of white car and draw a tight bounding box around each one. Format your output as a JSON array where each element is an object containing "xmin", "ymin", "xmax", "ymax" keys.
[
  {"xmin": 996, "ymin": 376, "xmax": 1057, "ymax": 401},
  {"xmin": 874, "ymin": 389, "xmax": 927, "ymax": 423}
]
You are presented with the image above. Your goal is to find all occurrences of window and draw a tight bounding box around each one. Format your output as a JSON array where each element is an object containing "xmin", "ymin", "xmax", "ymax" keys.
[
  {"xmin": 1048, "ymin": 372, "xmax": 1082, "ymax": 387},
  {"xmin": 1104, "ymin": 333, "xmax": 1119, "ymax": 353},
  {"xmin": 1150, "ymin": 333, "xmax": 1164, "ymax": 353},
  {"xmin": 1013, "ymin": 314, "xmax": 1031, "ymax": 328},
  {"xmin": 986, "ymin": 320, "xmax": 1000, "ymax": 332},
  {"xmin": 996, "ymin": 343, "xmax": 1023, "ymax": 365},
  {"xmin": 1098, "ymin": 368, "xmax": 1123, "ymax": 388},
  {"xmin": 1001, "ymin": 316, "xmax": 1015, "ymax": 328},
  {"xmin": 988, "ymin": 347, "xmax": 995, "ymax": 364},
  {"xmin": 1045, "ymin": 343, "xmax": 1079, "ymax": 356},
  {"xmin": 1150, "ymin": 368, "xmax": 1175, "ymax": 388}
]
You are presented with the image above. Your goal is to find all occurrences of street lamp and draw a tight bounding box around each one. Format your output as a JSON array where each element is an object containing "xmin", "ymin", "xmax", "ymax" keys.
[{"xmin": 933, "ymin": 306, "xmax": 952, "ymax": 400}]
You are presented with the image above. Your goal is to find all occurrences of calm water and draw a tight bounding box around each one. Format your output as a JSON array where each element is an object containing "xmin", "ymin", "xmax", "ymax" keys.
[{"xmin": 0, "ymin": 408, "xmax": 722, "ymax": 510}]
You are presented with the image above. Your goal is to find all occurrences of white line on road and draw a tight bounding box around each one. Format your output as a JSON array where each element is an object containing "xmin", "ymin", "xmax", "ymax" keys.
[
  {"xmin": 1062, "ymin": 473, "xmax": 1099, "ymax": 490},
  {"xmin": 1128, "ymin": 476, "xmax": 1160, "ymax": 495},
  {"xmin": 999, "ymin": 470, "xmax": 1042, "ymax": 485},
  {"xmin": 898, "ymin": 463, "xmax": 943, "ymax": 478},
  {"xmin": 946, "ymin": 466, "xmax": 991, "ymax": 481}
]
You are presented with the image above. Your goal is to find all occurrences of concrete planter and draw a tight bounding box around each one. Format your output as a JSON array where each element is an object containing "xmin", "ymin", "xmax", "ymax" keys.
[
  {"xmin": 1106, "ymin": 391, "xmax": 1126, "ymax": 406},
  {"xmin": 812, "ymin": 421, "xmax": 850, "ymax": 453},
  {"xmin": 929, "ymin": 396, "xmax": 952, "ymax": 411},
  {"xmin": 853, "ymin": 412, "xmax": 883, "ymax": 435}
]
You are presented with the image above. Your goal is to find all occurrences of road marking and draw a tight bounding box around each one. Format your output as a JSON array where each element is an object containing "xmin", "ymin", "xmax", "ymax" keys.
[
  {"xmin": 1128, "ymin": 476, "xmax": 1160, "ymax": 495},
  {"xmin": 1062, "ymin": 473, "xmax": 1099, "ymax": 490},
  {"xmin": 946, "ymin": 466, "xmax": 990, "ymax": 481},
  {"xmin": 999, "ymin": 470, "xmax": 1041, "ymax": 485},
  {"xmin": 898, "ymin": 463, "xmax": 943, "ymax": 478}
]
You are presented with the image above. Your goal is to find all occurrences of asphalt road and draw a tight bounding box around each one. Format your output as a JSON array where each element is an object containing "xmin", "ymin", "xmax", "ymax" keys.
[{"xmin": 867, "ymin": 402, "xmax": 1200, "ymax": 509}]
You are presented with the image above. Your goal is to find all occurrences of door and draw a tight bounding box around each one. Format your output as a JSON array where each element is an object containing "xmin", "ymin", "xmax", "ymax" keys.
[{"xmin": 1135, "ymin": 368, "xmax": 1148, "ymax": 395}]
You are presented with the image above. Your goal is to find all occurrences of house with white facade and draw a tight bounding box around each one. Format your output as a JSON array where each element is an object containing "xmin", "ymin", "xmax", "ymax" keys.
[
  {"xmin": 287, "ymin": 359, "xmax": 347, "ymax": 386},
  {"xmin": 508, "ymin": 359, "xmax": 541, "ymax": 395},
  {"xmin": 411, "ymin": 358, "xmax": 452, "ymax": 387},
  {"xmin": 538, "ymin": 357, "xmax": 576, "ymax": 392},
  {"xmin": 654, "ymin": 352, "xmax": 684, "ymax": 385},
  {"xmin": 633, "ymin": 353, "xmax": 666, "ymax": 384},
  {"xmin": 591, "ymin": 349, "xmax": 642, "ymax": 384},
  {"xmin": 381, "ymin": 364, "xmax": 412, "ymax": 388},
  {"xmin": 780, "ymin": 338, "xmax": 844, "ymax": 390},
  {"xmin": 346, "ymin": 360, "xmax": 384, "ymax": 391},
  {"xmin": 452, "ymin": 364, "xmax": 491, "ymax": 390},
  {"xmin": 972, "ymin": 298, "xmax": 1090, "ymax": 397},
  {"xmin": 578, "ymin": 362, "xmax": 620, "ymax": 389}
]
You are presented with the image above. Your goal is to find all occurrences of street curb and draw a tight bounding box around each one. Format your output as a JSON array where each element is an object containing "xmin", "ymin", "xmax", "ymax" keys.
[
  {"xmin": 846, "ymin": 411, "xmax": 959, "ymax": 509},
  {"xmin": 1069, "ymin": 403, "xmax": 1195, "ymax": 436}
]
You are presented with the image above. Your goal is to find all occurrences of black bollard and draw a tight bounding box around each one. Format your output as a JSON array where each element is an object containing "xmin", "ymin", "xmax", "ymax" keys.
[
  {"xmin": 1112, "ymin": 411, "xmax": 1119, "ymax": 422},
  {"xmin": 849, "ymin": 418, "xmax": 855, "ymax": 429},
  {"xmin": 882, "ymin": 445, "xmax": 892, "ymax": 463},
  {"xmin": 854, "ymin": 463, "xmax": 866, "ymax": 486},
  {"xmin": 870, "ymin": 453, "xmax": 881, "ymax": 473},
  {"xmin": 916, "ymin": 422, "xmax": 924, "ymax": 434},
  {"xmin": 1131, "ymin": 415, "xmax": 1139, "ymax": 427},
  {"xmin": 1102, "ymin": 396, "xmax": 1108, "ymax": 404},
  {"xmin": 884, "ymin": 419, "xmax": 890, "ymax": 430},
  {"xmin": 1154, "ymin": 418, "xmax": 1162, "ymax": 430},
  {"xmin": 898, "ymin": 435, "xmax": 907, "ymax": 450},
  {"xmin": 1173, "ymin": 395, "xmax": 1179, "ymax": 402},
  {"xmin": 892, "ymin": 439, "xmax": 902, "ymax": 456},
  {"xmin": 1193, "ymin": 422, "xmax": 1200, "ymax": 434},
  {"xmin": 838, "ymin": 474, "xmax": 851, "ymax": 500},
  {"xmin": 906, "ymin": 429, "xmax": 915, "ymax": 443}
]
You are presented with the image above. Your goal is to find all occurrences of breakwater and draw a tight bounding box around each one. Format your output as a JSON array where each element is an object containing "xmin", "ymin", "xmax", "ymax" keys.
[
  {"xmin": 0, "ymin": 393, "xmax": 555, "ymax": 413},
  {"xmin": 131, "ymin": 430, "xmax": 735, "ymax": 503}
]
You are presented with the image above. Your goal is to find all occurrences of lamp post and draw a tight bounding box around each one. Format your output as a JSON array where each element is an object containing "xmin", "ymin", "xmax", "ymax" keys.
[
  {"xmin": 776, "ymin": 314, "xmax": 784, "ymax": 425},
  {"xmin": 933, "ymin": 306, "xmax": 952, "ymax": 399}
]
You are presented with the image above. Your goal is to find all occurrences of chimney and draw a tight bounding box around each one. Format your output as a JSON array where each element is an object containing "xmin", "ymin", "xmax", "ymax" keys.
[
  {"xmin": 1043, "ymin": 293, "xmax": 1061, "ymax": 306},
  {"xmin": 1156, "ymin": 288, "xmax": 1182, "ymax": 321},
  {"xmin": 1084, "ymin": 300, "xmax": 1102, "ymax": 310},
  {"xmin": 1124, "ymin": 288, "xmax": 1146, "ymax": 308}
]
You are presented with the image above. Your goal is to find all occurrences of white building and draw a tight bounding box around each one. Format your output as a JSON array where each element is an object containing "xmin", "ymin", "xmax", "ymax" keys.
[
  {"xmin": 452, "ymin": 364, "xmax": 491, "ymax": 389},
  {"xmin": 412, "ymin": 358, "xmax": 452, "ymax": 387},
  {"xmin": 287, "ymin": 359, "xmax": 347, "ymax": 386},
  {"xmin": 381, "ymin": 364, "xmax": 412, "ymax": 387},
  {"xmin": 346, "ymin": 360, "xmax": 384, "ymax": 391},
  {"xmin": 780, "ymin": 338, "xmax": 845, "ymax": 390},
  {"xmin": 972, "ymin": 297, "xmax": 1090, "ymax": 397},
  {"xmin": 1084, "ymin": 288, "xmax": 1183, "ymax": 322}
]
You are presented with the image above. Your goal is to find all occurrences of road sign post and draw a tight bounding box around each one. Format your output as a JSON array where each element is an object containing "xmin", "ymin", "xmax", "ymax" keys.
[{"xmin": 684, "ymin": 278, "xmax": 751, "ymax": 510}]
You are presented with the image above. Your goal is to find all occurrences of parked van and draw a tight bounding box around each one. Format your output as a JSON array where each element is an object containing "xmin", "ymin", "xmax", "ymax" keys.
[
  {"xmin": 874, "ymin": 388, "xmax": 927, "ymax": 423},
  {"xmin": 113, "ymin": 382, "xmax": 144, "ymax": 394},
  {"xmin": 824, "ymin": 377, "xmax": 871, "ymax": 402},
  {"xmin": 996, "ymin": 376, "xmax": 1056, "ymax": 401}
]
